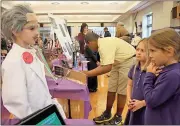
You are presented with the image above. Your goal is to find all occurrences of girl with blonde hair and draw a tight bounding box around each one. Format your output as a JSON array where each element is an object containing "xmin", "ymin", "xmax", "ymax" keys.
[
  {"xmin": 125, "ymin": 38, "xmax": 149, "ymax": 125},
  {"xmin": 143, "ymin": 28, "xmax": 180, "ymax": 125}
]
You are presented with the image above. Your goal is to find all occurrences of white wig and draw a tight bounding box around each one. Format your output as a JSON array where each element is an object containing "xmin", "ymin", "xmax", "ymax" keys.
[{"xmin": 1, "ymin": 4, "xmax": 34, "ymax": 41}]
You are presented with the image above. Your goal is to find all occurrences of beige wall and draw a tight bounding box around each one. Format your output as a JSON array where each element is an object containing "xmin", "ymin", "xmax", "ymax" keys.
[
  {"xmin": 121, "ymin": 1, "xmax": 180, "ymax": 33},
  {"xmin": 43, "ymin": 22, "xmax": 117, "ymax": 38},
  {"xmin": 121, "ymin": 15, "xmax": 134, "ymax": 33},
  {"xmin": 43, "ymin": 22, "xmax": 116, "ymax": 27}
]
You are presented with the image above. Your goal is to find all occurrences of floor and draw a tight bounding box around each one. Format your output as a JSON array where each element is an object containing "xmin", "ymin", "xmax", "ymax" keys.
[{"xmin": 58, "ymin": 74, "xmax": 128, "ymax": 120}]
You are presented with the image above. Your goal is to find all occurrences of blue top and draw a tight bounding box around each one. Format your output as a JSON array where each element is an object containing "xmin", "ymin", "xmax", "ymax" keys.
[
  {"xmin": 143, "ymin": 63, "xmax": 180, "ymax": 125},
  {"xmin": 127, "ymin": 63, "xmax": 146, "ymax": 125},
  {"xmin": 128, "ymin": 63, "xmax": 146, "ymax": 100}
]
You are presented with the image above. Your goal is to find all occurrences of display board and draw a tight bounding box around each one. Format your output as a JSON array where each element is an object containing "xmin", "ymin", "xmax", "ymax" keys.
[{"xmin": 48, "ymin": 14, "xmax": 74, "ymax": 60}]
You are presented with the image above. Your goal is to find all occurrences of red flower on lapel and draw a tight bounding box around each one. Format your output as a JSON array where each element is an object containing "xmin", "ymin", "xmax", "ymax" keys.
[{"xmin": 22, "ymin": 52, "xmax": 33, "ymax": 64}]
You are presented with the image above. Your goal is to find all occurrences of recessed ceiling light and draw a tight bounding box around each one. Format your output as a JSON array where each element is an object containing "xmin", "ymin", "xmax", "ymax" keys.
[
  {"xmin": 81, "ymin": 2, "xmax": 89, "ymax": 5},
  {"xmin": 110, "ymin": 2, "xmax": 118, "ymax": 5},
  {"xmin": 51, "ymin": 2, "xmax": 60, "ymax": 5}
]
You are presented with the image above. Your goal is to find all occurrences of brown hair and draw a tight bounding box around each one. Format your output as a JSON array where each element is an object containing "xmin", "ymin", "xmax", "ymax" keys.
[
  {"xmin": 80, "ymin": 23, "xmax": 88, "ymax": 33},
  {"xmin": 115, "ymin": 25, "xmax": 129, "ymax": 37},
  {"xmin": 115, "ymin": 25, "xmax": 130, "ymax": 43},
  {"xmin": 148, "ymin": 28, "xmax": 180, "ymax": 61}
]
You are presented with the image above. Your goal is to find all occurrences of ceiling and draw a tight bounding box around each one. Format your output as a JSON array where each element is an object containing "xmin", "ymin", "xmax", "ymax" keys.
[{"xmin": 1, "ymin": 1, "xmax": 154, "ymax": 23}]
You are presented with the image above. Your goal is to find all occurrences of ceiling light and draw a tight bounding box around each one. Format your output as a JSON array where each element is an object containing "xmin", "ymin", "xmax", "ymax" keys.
[
  {"xmin": 81, "ymin": 2, "xmax": 89, "ymax": 5},
  {"xmin": 51, "ymin": 2, "xmax": 60, "ymax": 5},
  {"xmin": 110, "ymin": 2, "xmax": 118, "ymax": 5}
]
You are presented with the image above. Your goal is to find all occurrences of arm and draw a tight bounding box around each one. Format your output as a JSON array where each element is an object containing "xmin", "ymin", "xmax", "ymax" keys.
[
  {"xmin": 143, "ymin": 72, "xmax": 179, "ymax": 108},
  {"xmin": 127, "ymin": 65, "xmax": 135, "ymax": 101},
  {"xmin": 127, "ymin": 79, "xmax": 133, "ymax": 101},
  {"xmin": 83, "ymin": 64, "xmax": 112, "ymax": 77},
  {"xmin": 2, "ymin": 60, "xmax": 32, "ymax": 119}
]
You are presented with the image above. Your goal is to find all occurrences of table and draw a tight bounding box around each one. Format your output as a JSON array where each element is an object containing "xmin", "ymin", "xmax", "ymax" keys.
[
  {"xmin": 46, "ymin": 77, "xmax": 91, "ymax": 119},
  {"xmin": 51, "ymin": 58, "xmax": 89, "ymax": 119}
]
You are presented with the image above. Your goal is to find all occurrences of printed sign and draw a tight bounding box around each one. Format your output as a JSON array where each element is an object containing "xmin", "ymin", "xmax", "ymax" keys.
[{"xmin": 48, "ymin": 14, "xmax": 74, "ymax": 60}]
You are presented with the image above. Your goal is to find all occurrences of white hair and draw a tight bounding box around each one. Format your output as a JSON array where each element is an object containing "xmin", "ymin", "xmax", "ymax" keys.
[{"xmin": 1, "ymin": 4, "xmax": 33, "ymax": 41}]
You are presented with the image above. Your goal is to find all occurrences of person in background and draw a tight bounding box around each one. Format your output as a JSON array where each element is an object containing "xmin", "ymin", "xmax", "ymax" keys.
[
  {"xmin": 34, "ymin": 35, "xmax": 43, "ymax": 49},
  {"xmin": 88, "ymin": 29, "xmax": 93, "ymax": 33},
  {"xmin": 1, "ymin": 4, "xmax": 66, "ymax": 119},
  {"xmin": 38, "ymin": 36, "xmax": 43, "ymax": 49},
  {"xmin": 43, "ymin": 37, "xmax": 48, "ymax": 49},
  {"xmin": 77, "ymin": 24, "xmax": 99, "ymax": 92},
  {"xmin": 1, "ymin": 36, "xmax": 8, "ymax": 56},
  {"xmin": 131, "ymin": 33, "xmax": 142, "ymax": 49},
  {"xmin": 104, "ymin": 27, "xmax": 111, "ymax": 37},
  {"xmin": 116, "ymin": 22, "xmax": 131, "ymax": 43},
  {"xmin": 125, "ymin": 38, "xmax": 148, "ymax": 125},
  {"xmin": 83, "ymin": 32, "xmax": 136, "ymax": 125},
  {"xmin": 77, "ymin": 23, "xmax": 88, "ymax": 54},
  {"xmin": 143, "ymin": 28, "xmax": 180, "ymax": 125},
  {"xmin": 84, "ymin": 45, "xmax": 100, "ymax": 92}
]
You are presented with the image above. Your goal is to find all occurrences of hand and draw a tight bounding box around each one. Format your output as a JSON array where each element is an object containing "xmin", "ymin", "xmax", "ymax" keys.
[
  {"xmin": 131, "ymin": 99, "xmax": 145, "ymax": 112},
  {"xmin": 96, "ymin": 61, "xmax": 100, "ymax": 66},
  {"xmin": 147, "ymin": 62, "xmax": 162, "ymax": 76},
  {"xmin": 127, "ymin": 98, "xmax": 134, "ymax": 110},
  {"xmin": 82, "ymin": 71, "xmax": 89, "ymax": 77}
]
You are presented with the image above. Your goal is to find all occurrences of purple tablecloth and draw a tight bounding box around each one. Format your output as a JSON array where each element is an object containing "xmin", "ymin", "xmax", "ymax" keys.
[
  {"xmin": 1, "ymin": 119, "xmax": 95, "ymax": 125},
  {"xmin": 65, "ymin": 119, "xmax": 95, "ymax": 125},
  {"xmin": 47, "ymin": 77, "xmax": 91, "ymax": 119},
  {"xmin": 50, "ymin": 58, "xmax": 90, "ymax": 118}
]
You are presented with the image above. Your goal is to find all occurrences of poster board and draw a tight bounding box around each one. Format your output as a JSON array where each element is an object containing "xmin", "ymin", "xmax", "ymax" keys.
[
  {"xmin": 48, "ymin": 14, "xmax": 74, "ymax": 60},
  {"xmin": 54, "ymin": 66, "xmax": 87, "ymax": 85}
]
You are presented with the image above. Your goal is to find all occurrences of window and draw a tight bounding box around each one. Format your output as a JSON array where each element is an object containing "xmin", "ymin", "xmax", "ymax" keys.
[
  {"xmin": 147, "ymin": 14, "xmax": 153, "ymax": 37},
  {"xmin": 86, "ymin": 26, "xmax": 116, "ymax": 37},
  {"xmin": 142, "ymin": 13, "xmax": 153, "ymax": 38}
]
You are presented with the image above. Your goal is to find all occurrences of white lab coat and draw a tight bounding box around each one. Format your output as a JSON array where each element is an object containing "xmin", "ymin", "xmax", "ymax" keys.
[{"xmin": 2, "ymin": 43, "xmax": 66, "ymax": 119}]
